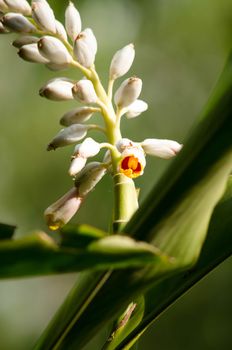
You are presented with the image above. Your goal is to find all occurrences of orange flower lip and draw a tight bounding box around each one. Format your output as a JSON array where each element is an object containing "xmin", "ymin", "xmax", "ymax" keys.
[{"xmin": 120, "ymin": 155, "xmax": 143, "ymax": 178}]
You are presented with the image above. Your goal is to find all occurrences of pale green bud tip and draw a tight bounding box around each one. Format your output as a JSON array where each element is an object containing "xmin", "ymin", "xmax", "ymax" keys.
[
  {"xmin": 5, "ymin": 0, "xmax": 31, "ymax": 16},
  {"xmin": 75, "ymin": 162, "xmax": 107, "ymax": 196},
  {"xmin": 141, "ymin": 139, "xmax": 183, "ymax": 159},
  {"xmin": 72, "ymin": 80, "xmax": 98, "ymax": 104},
  {"xmin": 39, "ymin": 78, "xmax": 74, "ymax": 101},
  {"xmin": 31, "ymin": 0, "xmax": 56, "ymax": 33},
  {"xmin": 110, "ymin": 43, "xmax": 135, "ymax": 80},
  {"xmin": 47, "ymin": 124, "xmax": 89, "ymax": 151},
  {"xmin": 1, "ymin": 13, "xmax": 36, "ymax": 33},
  {"xmin": 65, "ymin": 1, "xmax": 81, "ymax": 41},
  {"xmin": 114, "ymin": 77, "xmax": 143, "ymax": 108},
  {"xmin": 44, "ymin": 187, "xmax": 83, "ymax": 230}
]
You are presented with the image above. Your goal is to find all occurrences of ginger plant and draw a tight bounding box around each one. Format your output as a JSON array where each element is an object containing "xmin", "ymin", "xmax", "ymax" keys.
[
  {"xmin": 0, "ymin": 0, "xmax": 182, "ymax": 233},
  {"xmin": 1, "ymin": 1, "xmax": 232, "ymax": 350}
]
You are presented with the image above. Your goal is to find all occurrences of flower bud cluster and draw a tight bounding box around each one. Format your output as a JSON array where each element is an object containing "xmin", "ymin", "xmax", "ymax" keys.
[
  {"xmin": 0, "ymin": 0, "xmax": 183, "ymax": 230},
  {"xmin": 1, "ymin": 0, "xmax": 98, "ymax": 70}
]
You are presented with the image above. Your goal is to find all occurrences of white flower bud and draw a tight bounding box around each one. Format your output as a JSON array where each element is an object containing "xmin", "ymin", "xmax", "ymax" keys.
[
  {"xmin": 60, "ymin": 107, "xmax": 96, "ymax": 126},
  {"xmin": 73, "ymin": 137, "xmax": 100, "ymax": 158},
  {"xmin": 38, "ymin": 36, "xmax": 72, "ymax": 65},
  {"xmin": 72, "ymin": 80, "xmax": 98, "ymax": 104},
  {"xmin": 110, "ymin": 43, "xmax": 135, "ymax": 80},
  {"xmin": 44, "ymin": 187, "xmax": 83, "ymax": 230},
  {"xmin": 18, "ymin": 43, "xmax": 49, "ymax": 63},
  {"xmin": 31, "ymin": 0, "xmax": 56, "ymax": 33},
  {"xmin": 83, "ymin": 28, "xmax": 97, "ymax": 55},
  {"xmin": 47, "ymin": 124, "xmax": 89, "ymax": 151},
  {"xmin": 75, "ymin": 162, "xmax": 106, "ymax": 196},
  {"xmin": 69, "ymin": 156, "xmax": 87, "ymax": 177},
  {"xmin": 73, "ymin": 29, "xmax": 97, "ymax": 68},
  {"xmin": 65, "ymin": 1, "xmax": 81, "ymax": 41},
  {"xmin": 119, "ymin": 145, "xmax": 146, "ymax": 178},
  {"xmin": 2, "ymin": 13, "xmax": 36, "ymax": 33},
  {"xmin": 141, "ymin": 139, "xmax": 183, "ymax": 159},
  {"xmin": 126, "ymin": 99, "xmax": 148, "ymax": 119},
  {"xmin": 12, "ymin": 35, "xmax": 39, "ymax": 48},
  {"xmin": 0, "ymin": 0, "xmax": 9, "ymax": 13},
  {"xmin": 55, "ymin": 20, "xmax": 68, "ymax": 41},
  {"xmin": 114, "ymin": 77, "xmax": 142, "ymax": 108},
  {"xmin": 4, "ymin": 0, "xmax": 31, "ymax": 16},
  {"xmin": 39, "ymin": 78, "xmax": 74, "ymax": 101}
]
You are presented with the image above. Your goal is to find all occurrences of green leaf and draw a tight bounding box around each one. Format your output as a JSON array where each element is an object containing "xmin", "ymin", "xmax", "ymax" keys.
[
  {"xmin": 102, "ymin": 296, "xmax": 145, "ymax": 350},
  {"xmin": 115, "ymin": 176, "xmax": 232, "ymax": 349},
  {"xmin": 0, "ymin": 222, "xmax": 16, "ymax": 240},
  {"xmin": 60, "ymin": 224, "xmax": 108, "ymax": 249},
  {"xmin": 0, "ymin": 231, "xmax": 167, "ymax": 278},
  {"xmin": 33, "ymin": 54, "xmax": 232, "ymax": 349}
]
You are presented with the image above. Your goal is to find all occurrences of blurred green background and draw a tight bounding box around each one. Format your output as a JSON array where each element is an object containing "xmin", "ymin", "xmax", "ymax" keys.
[{"xmin": 0, "ymin": 0, "xmax": 232, "ymax": 349}]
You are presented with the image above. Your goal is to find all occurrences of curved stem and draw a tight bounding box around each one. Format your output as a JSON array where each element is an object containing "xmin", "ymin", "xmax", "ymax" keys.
[{"xmin": 107, "ymin": 78, "xmax": 115, "ymax": 100}]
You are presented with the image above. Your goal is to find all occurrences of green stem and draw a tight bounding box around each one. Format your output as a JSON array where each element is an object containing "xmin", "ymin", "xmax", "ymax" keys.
[{"xmin": 113, "ymin": 174, "xmax": 139, "ymax": 233}]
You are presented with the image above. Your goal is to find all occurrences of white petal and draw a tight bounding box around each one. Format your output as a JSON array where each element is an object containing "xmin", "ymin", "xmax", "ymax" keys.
[
  {"xmin": 114, "ymin": 77, "xmax": 142, "ymax": 108},
  {"xmin": 65, "ymin": 1, "xmax": 81, "ymax": 41},
  {"xmin": 31, "ymin": 0, "xmax": 56, "ymax": 33},
  {"xmin": 74, "ymin": 137, "xmax": 100, "ymax": 158},
  {"xmin": 126, "ymin": 99, "xmax": 148, "ymax": 119},
  {"xmin": 69, "ymin": 156, "xmax": 87, "ymax": 176},
  {"xmin": 110, "ymin": 43, "xmax": 135, "ymax": 80},
  {"xmin": 47, "ymin": 124, "xmax": 89, "ymax": 150},
  {"xmin": 141, "ymin": 139, "xmax": 183, "ymax": 159}
]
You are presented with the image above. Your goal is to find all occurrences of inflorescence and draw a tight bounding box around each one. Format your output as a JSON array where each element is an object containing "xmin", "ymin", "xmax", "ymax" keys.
[{"xmin": 0, "ymin": 0, "xmax": 182, "ymax": 230}]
